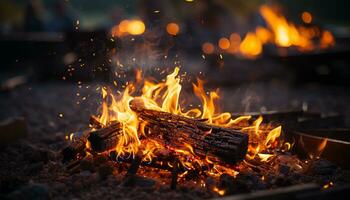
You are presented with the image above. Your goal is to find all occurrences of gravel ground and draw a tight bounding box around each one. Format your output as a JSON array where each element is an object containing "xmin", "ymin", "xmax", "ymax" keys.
[{"xmin": 0, "ymin": 81, "xmax": 349, "ymax": 199}]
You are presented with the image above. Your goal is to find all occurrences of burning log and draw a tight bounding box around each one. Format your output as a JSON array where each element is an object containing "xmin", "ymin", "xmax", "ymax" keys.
[
  {"xmin": 61, "ymin": 122, "xmax": 120, "ymax": 162},
  {"xmin": 61, "ymin": 131, "xmax": 90, "ymax": 162},
  {"xmin": 129, "ymin": 99, "xmax": 248, "ymax": 165},
  {"xmin": 87, "ymin": 122, "xmax": 121, "ymax": 152},
  {"xmin": 64, "ymin": 100, "xmax": 248, "ymax": 166}
]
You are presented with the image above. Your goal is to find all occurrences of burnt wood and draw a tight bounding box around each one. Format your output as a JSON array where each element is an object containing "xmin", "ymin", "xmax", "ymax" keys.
[
  {"xmin": 87, "ymin": 122, "xmax": 121, "ymax": 152},
  {"xmin": 64, "ymin": 101, "xmax": 248, "ymax": 166},
  {"xmin": 129, "ymin": 99, "xmax": 249, "ymax": 165},
  {"xmin": 61, "ymin": 130, "xmax": 90, "ymax": 162}
]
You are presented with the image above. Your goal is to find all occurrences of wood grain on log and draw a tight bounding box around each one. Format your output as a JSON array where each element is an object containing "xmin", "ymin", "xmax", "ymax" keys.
[
  {"xmin": 129, "ymin": 99, "xmax": 248, "ymax": 165},
  {"xmin": 64, "ymin": 101, "xmax": 248, "ymax": 166}
]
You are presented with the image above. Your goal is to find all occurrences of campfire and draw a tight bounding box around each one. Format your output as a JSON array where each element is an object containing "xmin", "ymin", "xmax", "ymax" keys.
[
  {"xmin": 203, "ymin": 5, "xmax": 336, "ymax": 58},
  {"xmin": 61, "ymin": 67, "xmax": 327, "ymax": 196},
  {"xmin": 2, "ymin": 1, "xmax": 350, "ymax": 199}
]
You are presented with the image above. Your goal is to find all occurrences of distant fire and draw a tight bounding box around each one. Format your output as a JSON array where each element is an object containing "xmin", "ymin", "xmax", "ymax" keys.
[
  {"xmin": 203, "ymin": 5, "xmax": 336, "ymax": 58},
  {"xmin": 111, "ymin": 19, "xmax": 146, "ymax": 37}
]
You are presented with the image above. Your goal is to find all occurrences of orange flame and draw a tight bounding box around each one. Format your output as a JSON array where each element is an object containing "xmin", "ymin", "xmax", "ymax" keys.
[
  {"xmin": 260, "ymin": 5, "xmax": 314, "ymax": 50},
  {"xmin": 209, "ymin": 5, "xmax": 335, "ymax": 59},
  {"xmin": 96, "ymin": 67, "xmax": 285, "ymax": 173},
  {"xmin": 239, "ymin": 32, "xmax": 263, "ymax": 58}
]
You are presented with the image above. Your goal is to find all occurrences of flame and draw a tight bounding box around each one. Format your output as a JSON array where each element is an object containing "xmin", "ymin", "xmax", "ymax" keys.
[
  {"xmin": 210, "ymin": 5, "xmax": 334, "ymax": 59},
  {"xmin": 213, "ymin": 187, "xmax": 225, "ymax": 196},
  {"xmin": 258, "ymin": 153, "xmax": 274, "ymax": 162},
  {"xmin": 255, "ymin": 26, "xmax": 272, "ymax": 44},
  {"xmin": 95, "ymin": 67, "xmax": 286, "ymax": 176},
  {"xmin": 239, "ymin": 32, "xmax": 263, "ymax": 58},
  {"xmin": 265, "ymin": 126, "xmax": 282, "ymax": 147},
  {"xmin": 260, "ymin": 5, "xmax": 313, "ymax": 50}
]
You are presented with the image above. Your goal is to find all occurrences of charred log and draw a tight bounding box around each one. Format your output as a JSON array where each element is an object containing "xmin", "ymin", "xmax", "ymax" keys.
[
  {"xmin": 130, "ymin": 100, "xmax": 249, "ymax": 165},
  {"xmin": 61, "ymin": 130, "xmax": 90, "ymax": 162},
  {"xmin": 87, "ymin": 122, "xmax": 121, "ymax": 152},
  {"xmin": 64, "ymin": 101, "xmax": 248, "ymax": 165}
]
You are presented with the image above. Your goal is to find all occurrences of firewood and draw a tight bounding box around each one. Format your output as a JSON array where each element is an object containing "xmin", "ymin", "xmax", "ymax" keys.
[
  {"xmin": 67, "ymin": 101, "xmax": 248, "ymax": 166},
  {"xmin": 62, "ymin": 122, "xmax": 121, "ymax": 162},
  {"xmin": 87, "ymin": 122, "xmax": 121, "ymax": 152},
  {"xmin": 61, "ymin": 131, "xmax": 90, "ymax": 162},
  {"xmin": 129, "ymin": 99, "xmax": 248, "ymax": 165},
  {"xmin": 170, "ymin": 158, "xmax": 180, "ymax": 190},
  {"xmin": 89, "ymin": 115, "xmax": 103, "ymax": 128},
  {"xmin": 126, "ymin": 153, "xmax": 144, "ymax": 175}
]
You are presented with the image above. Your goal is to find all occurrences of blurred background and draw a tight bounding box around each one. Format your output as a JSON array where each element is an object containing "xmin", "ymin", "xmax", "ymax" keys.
[{"xmin": 1, "ymin": 0, "xmax": 350, "ymax": 124}]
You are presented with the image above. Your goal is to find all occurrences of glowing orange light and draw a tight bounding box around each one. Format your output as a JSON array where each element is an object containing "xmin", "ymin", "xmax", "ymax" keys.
[
  {"xmin": 230, "ymin": 33, "xmax": 241, "ymax": 44},
  {"xmin": 226, "ymin": 33, "xmax": 241, "ymax": 53},
  {"xmin": 301, "ymin": 11, "xmax": 312, "ymax": 24},
  {"xmin": 127, "ymin": 20, "xmax": 145, "ymax": 35},
  {"xmin": 213, "ymin": 187, "xmax": 225, "ymax": 196},
  {"xmin": 239, "ymin": 32, "xmax": 262, "ymax": 58},
  {"xmin": 255, "ymin": 26, "xmax": 272, "ymax": 44},
  {"xmin": 166, "ymin": 22, "xmax": 180, "ymax": 36},
  {"xmin": 218, "ymin": 37, "xmax": 230, "ymax": 50},
  {"xmin": 202, "ymin": 42, "xmax": 215, "ymax": 54},
  {"xmin": 96, "ymin": 66, "xmax": 286, "ymax": 169},
  {"xmin": 260, "ymin": 5, "xmax": 313, "ymax": 50},
  {"xmin": 119, "ymin": 20, "xmax": 130, "ymax": 33},
  {"xmin": 320, "ymin": 30, "xmax": 335, "ymax": 49}
]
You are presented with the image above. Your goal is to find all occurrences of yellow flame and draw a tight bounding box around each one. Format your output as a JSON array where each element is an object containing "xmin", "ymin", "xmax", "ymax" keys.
[
  {"xmin": 213, "ymin": 187, "xmax": 225, "ymax": 196},
  {"xmin": 265, "ymin": 126, "xmax": 282, "ymax": 146},
  {"xmin": 111, "ymin": 19, "xmax": 145, "ymax": 37},
  {"xmin": 127, "ymin": 20, "xmax": 146, "ymax": 35},
  {"xmin": 260, "ymin": 5, "xmax": 313, "ymax": 50},
  {"xmin": 257, "ymin": 153, "xmax": 274, "ymax": 162},
  {"xmin": 96, "ymin": 67, "xmax": 285, "ymax": 168}
]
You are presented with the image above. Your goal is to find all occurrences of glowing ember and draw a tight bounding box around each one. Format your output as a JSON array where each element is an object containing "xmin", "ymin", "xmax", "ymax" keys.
[
  {"xmin": 166, "ymin": 22, "xmax": 180, "ymax": 36},
  {"xmin": 111, "ymin": 19, "xmax": 146, "ymax": 37}
]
